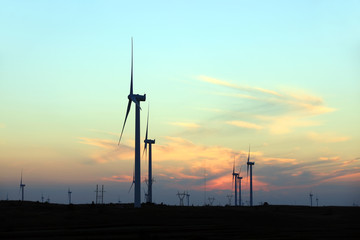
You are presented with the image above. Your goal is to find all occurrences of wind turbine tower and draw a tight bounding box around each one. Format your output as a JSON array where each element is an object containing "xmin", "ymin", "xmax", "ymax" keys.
[
  {"xmin": 185, "ymin": 191, "xmax": 190, "ymax": 206},
  {"xmin": 309, "ymin": 192, "xmax": 313, "ymax": 207},
  {"xmin": 232, "ymin": 158, "xmax": 239, "ymax": 206},
  {"xmin": 68, "ymin": 188, "xmax": 72, "ymax": 204},
  {"xmin": 316, "ymin": 195, "xmax": 319, "ymax": 207},
  {"xmin": 246, "ymin": 146, "xmax": 255, "ymax": 206},
  {"xmin": 237, "ymin": 166, "xmax": 243, "ymax": 206},
  {"xmin": 19, "ymin": 171, "xmax": 26, "ymax": 201},
  {"xmin": 118, "ymin": 38, "xmax": 146, "ymax": 208},
  {"xmin": 143, "ymin": 106, "xmax": 155, "ymax": 204}
]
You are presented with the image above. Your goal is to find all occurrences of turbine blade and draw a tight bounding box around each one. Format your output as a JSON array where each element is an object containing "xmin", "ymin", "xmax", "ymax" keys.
[
  {"xmin": 145, "ymin": 104, "xmax": 149, "ymax": 141},
  {"xmin": 128, "ymin": 181, "xmax": 134, "ymax": 193},
  {"xmin": 130, "ymin": 37, "xmax": 133, "ymax": 96},
  {"xmin": 142, "ymin": 104, "xmax": 149, "ymax": 158},
  {"xmin": 128, "ymin": 162, "xmax": 135, "ymax": 193},
  {"xmin": 232, "ymin": 157, "xmax": 235, "ymax": 174},
  {"xmin": 118, "ymin": 99, "xmax": 132, "ymax": 145}
]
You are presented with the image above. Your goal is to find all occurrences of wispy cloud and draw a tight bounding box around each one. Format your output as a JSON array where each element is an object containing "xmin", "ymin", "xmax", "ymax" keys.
[
  {"xmin": 199, "ymin": 75, "xmax": 281, "ymax": 97},
  {"xmin": 102, "ymin": 175, "xmax": 132, "ymax": 182},
  {"xmin": 78, "ymin": 137, "xmax": 133, "ymax": 163},
  {"xmin": 169, "ymin": 122, "xmax": 201, "ymax": 129},
  {"xmin": 226, "ymin": 120, "xmax": 263, "ymax": 130},
  {"xmin": 307, "ymin": 132, "xmax": 350, "ymax": 143},
  {"xmin": 199, "ymin": 75, "xmax": 336, "ymax": 135}
]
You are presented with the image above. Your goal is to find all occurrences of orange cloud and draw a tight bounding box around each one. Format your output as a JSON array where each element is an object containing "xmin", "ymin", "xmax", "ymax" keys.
[
  {"xmin": 102, "ymin": 175, "xmax": 132, "ymax": 182},
  {"xmin": 319, "ymin": 156, "xmax": 341, "ymax": 161},
  {"xmin": 321, "ymin": 172, "xmax": 360, "ymax": 183}
]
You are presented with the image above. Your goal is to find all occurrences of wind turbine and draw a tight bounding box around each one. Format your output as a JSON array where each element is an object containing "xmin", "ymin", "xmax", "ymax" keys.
[
  {"xmin": 68, "ymin": 188, "xmax": 72, "ymax": 204},
  {"xmin": 232, "ymin": 157, "xmax": 239, "ymax": 206},
  {"xmin": 19, "ymin": 171, "xmax": 25, "ymax": 201},
  {"xmin": 143, "ymin": 105, "xmax": 155, "ymax": 204},
  {"xmin": 185, "ymin": 191, "xmax": 190, "ymax": 206},
  {"xmin": 309, "ymin": 192, "xmax": 313, "ymax": 207},
  {"xmin": 118, "ymin": 38, "xmax": 146, "ymax": 208},
  {"xmin": 237, "ymin": 166, "xmax": 243, "ymax": 206},
  {"xmin": 246, "ymin": 145, "xmax": 255, "ymax": 206}
]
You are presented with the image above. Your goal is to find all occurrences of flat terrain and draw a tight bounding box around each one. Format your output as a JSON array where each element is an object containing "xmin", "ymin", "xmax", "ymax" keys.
[{"xmin": 0, "ymin": 201, "xmax": 359, "ymax": 239}]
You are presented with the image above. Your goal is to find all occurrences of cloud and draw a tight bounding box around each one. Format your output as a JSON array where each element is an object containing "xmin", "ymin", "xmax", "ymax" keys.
[
  {"xmin": 169, "ymin": 122, "xmax": 201, "ymax": 129},
  {"xmin": 226, "ymin": 120, "xmax": 263, "ymax": 130},
  {"xmin": 78, "ymin": 137, "xmax": 133, "ymax": 163},
  {"xmin": 319, "ymin": 156, "xmax": 341, "ymax": 161},
  {"xmin": 102, "ymin": 175, "xmax": 132, "ymax": 182},
  {"xmin": 257, "ymin": 115, "xmax": 320, "ymax": 134},
  {"xmin": 199, "ymin": 75, "xmax": 335, "ymax": 134},
  {"xmin": 307, "ymin": 132, "xmax": 350, "ymax": 143},
  {"xmin": 199, "ymin": 75, "xmax": 281, "ymax": 97}
]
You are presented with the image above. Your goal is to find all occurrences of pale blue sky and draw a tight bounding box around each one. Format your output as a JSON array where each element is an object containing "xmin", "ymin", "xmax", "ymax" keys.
[{"xmin": 0, "ymin": 0, "xmax": 359, "ymax": 205}]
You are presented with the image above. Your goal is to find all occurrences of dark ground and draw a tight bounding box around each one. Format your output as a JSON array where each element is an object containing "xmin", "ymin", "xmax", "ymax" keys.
[{"xmin": 0, "ymin": 201, "xmax": 359, "ymax": 239}]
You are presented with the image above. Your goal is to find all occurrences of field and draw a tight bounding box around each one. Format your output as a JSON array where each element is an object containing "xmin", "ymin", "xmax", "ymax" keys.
[{"xmin": 0, "ymin": 201, "xmax": 359, "ymax": 239}]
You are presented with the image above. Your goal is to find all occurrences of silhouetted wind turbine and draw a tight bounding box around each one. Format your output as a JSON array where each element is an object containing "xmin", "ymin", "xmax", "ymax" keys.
[
  {"xmin": 316, "ymin": 195, "xmax": 319, "ymax": 207},
  {"xmin": 237, "ymin": 166, "xmax": 243, "ymax": 206},
  {"xmin": 185, "ymin": 191, "xmax": 190, "ymax": 206},
  {"xmin": 118, "ymin": 38, "xmax": 146, "ymax": 208},
  {"xmin": 232, "ymin": 157, "xmax": 239, "ymax": 206},
  {"xmin": 246, "ymin": 145, "xmax": 255, "ymax": 206},
  {"xmin": 19, "ymin": 171, "xmax": 25, "ymax": 201},
  {"xmin": 143, "ymin": 105, "xmax": 155, "ymax": 204},
  {"xmin": 309, "ymin": 192, "xmax": 313, "ymax": 207},
  {"xmin": 68, "ymin": 188, "xmax": 72, "ymax": 204}
]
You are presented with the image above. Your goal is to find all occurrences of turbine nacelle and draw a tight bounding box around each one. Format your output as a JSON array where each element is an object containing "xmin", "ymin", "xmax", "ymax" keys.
[
  {"xmin": 128, "ymin": 93, "xmax": 146, "ymax": 102},
  {"xmin": 144, "ymin": 139, "xmax": 155, "ymax": 144}
]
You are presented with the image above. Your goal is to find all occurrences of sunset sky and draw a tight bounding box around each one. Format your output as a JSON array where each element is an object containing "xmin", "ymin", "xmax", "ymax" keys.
[{"xmin": 1, "ymin": 0, "xmax": 359, "ymax": 206}]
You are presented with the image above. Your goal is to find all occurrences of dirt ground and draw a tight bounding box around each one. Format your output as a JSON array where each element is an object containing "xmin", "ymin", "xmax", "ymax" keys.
[{"xmin": 0, "ymin": 201, "xmax": 359, "ymax": 239}]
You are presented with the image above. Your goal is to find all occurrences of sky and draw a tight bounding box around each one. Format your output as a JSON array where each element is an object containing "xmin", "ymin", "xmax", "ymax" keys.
[{"xmin": 1, "ymin": 0, "xmax": 359, "ymax": 206}]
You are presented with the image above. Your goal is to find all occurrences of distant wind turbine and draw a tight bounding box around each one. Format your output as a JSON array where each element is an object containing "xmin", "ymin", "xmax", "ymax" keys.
[
  {"xmin": 118, "ymin": 38, "xmax": 146, "ymax": 208},
  {"xmin": 237, "ymin": 166, "xmax": 243, "ymax": 206},
  {"xmin": 185, "ymin": 191, "xmax": 190, "ymax": 206},
  {"xmin": 309, "ymin": 192, "xmax": 313, "ymax": 207},
  {"xmin": 19, "ymin": 171, "xmax": 25, "ymax": 201},
  {"xmin": 246, "ymin": 145, "xmax": 255, "ymax": 206},
  {"xmin": 68, "ymin": 188, "xmax": 72, "ymax": 205},
  {"xmin": 143, "ymin": 105, "xmax": 155, "ymax": 204},
  {"xmin": 232, "ymin": 157, "xmax": 239, "ymax": 206}
]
